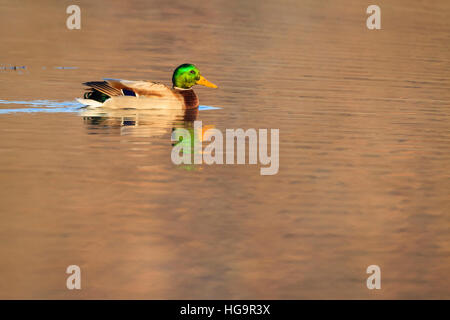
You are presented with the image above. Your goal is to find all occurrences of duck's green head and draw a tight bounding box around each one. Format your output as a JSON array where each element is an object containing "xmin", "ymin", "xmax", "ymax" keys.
[{"xmin": 172, "ymin": 63, "xmax": 218, "ymax": 89}]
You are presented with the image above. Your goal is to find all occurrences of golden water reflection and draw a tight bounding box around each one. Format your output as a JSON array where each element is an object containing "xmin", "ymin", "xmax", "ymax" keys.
[{"xmin": 81, "ymin": 107, "xmax": 199, "ymax": 138}]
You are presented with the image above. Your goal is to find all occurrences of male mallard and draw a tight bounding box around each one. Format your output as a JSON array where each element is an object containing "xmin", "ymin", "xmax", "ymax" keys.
[{"xmin": 76, "ymin": 63, "xmax": 217, "ymax": 109}]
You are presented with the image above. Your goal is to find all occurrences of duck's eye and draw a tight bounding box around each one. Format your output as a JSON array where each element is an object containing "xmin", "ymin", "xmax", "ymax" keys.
[{"xmin": 190, "ymin": 70, "xmax": 195, "ymax": 74}]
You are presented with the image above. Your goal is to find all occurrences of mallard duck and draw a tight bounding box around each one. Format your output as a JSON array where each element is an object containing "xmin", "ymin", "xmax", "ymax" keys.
[{"xmin": 76, "ymin": 63, "xmax": 217, "ymax": 109}]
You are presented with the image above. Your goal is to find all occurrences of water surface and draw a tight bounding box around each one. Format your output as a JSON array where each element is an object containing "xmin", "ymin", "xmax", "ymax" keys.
[{"xmin": 0, "ymin": 0, "xmax": 449, "ymax": 299}]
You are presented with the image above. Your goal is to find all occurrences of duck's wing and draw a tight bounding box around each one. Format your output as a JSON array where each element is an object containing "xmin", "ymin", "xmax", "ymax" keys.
[
  {"xmin": 83, "ymin": 81, "xmax": 123, "ymax": 97},
  {"xmin": 104, "ymin": 79, "xmax": 173, "ymax": 97}
]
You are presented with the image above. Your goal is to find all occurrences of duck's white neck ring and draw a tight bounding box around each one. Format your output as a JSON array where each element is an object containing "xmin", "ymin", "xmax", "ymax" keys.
[{"xmin": 173, "ymin": 86, "xmax": 193, "ymax": 91}]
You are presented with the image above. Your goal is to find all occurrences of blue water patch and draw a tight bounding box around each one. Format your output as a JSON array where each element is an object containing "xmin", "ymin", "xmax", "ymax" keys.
[
  {"xmin": 0, "ymin": 100, "xmax": 221, "ymax": 114},
  {"xmin": 54, "ymin": 66, "xmax": 78, "ymax": 70},
  {"xmin": 0, "ymin": 106, "xmax": 81, "ymax": 114},
  {"xmin": 0, "ymin": 100, "xmax": 81, "ymax": 107},
  {"xmin": 199, "ymin": 105, "xmax": 221, "ymax": 110},
  {"xmin": 0, "ymin": 100, "xmax": 84, "ymax": 114},
  {"xmin": 0, "ymin": 66, "xmax": 26, "ymax": 70}
]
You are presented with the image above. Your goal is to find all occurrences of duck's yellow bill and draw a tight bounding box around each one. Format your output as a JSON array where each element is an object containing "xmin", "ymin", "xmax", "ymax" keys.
[{"xmin": 197, "ymin": 75, "xmax": 218, "ymax": 88}]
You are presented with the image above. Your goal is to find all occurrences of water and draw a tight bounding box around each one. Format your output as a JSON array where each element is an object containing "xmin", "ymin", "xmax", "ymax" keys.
[{"xmin": 0, "ymin": 0, "xmax": 449, "ymax": 299}]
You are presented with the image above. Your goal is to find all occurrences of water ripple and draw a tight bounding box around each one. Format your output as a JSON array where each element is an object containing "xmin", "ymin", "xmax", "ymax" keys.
[{"xmin": 0, "ymin": 99, "xmax": 220, "ymax": 114}]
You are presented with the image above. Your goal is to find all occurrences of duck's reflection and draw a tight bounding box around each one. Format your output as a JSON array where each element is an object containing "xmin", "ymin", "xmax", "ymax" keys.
[
  {"xmin": 81, "ymin": 107, "xmax": 199, "ymax": 138},
  {"xmin": 80, "ymin": 107, "xmax": 207, "ymax": 171}
]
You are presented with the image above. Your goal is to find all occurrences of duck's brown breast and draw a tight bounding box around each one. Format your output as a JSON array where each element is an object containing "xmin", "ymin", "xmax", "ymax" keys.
[{"xmin": 173, "ymin": 89, "xmax": 199, "ymax": 109}]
